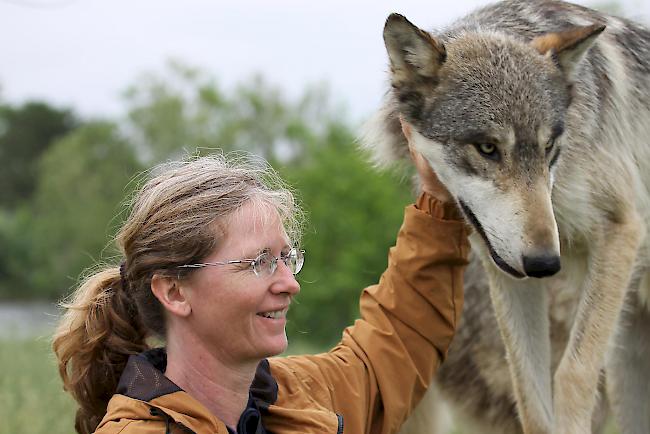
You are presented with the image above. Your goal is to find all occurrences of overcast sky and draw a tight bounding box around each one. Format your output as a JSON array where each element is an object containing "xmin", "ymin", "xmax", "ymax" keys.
[{"xmin": 1, "ymin": 0, "xmax": 648, "ymax": 122}]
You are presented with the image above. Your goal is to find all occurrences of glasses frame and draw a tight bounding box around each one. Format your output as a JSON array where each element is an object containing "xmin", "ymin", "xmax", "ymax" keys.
[{"xmin": 177, "ymin": 247, "xmax": 305, "ymax": 277}]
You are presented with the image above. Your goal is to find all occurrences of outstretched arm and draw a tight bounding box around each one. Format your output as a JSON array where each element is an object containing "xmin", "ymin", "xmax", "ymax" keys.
[{"xmin": 267, "ymin": 141, "xmax": 469, "ymax": 434}]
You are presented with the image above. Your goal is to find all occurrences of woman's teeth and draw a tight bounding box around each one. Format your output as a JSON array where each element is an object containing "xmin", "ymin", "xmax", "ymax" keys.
[{"xmin": 258, "ymin": 309, "xmax": 286, "ymax": 319}]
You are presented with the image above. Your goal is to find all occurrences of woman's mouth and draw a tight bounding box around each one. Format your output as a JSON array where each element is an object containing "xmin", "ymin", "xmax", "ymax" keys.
[{"xmin": 256, "ymin": 307, "xmax": 288, "ymax": 319}]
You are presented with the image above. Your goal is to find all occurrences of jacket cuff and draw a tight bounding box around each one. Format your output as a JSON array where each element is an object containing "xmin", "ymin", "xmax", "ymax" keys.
[{"xmin": 415, "ymin": 192, "xmax": 463, "ymax": 221}]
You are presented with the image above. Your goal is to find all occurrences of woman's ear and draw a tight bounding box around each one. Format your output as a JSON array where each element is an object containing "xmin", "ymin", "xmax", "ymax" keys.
[{"xmin": 151, "ymin": 274, "xmax": 192, "ymax": 318}]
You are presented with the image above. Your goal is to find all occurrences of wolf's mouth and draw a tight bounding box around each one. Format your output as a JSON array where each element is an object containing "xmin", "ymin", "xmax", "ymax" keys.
[{"xmin": 458, "ymin": 200, "xmax": 526, "ymax": 279}]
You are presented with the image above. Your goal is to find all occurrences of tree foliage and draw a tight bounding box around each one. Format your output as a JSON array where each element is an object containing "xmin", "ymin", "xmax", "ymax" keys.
[
  {"xmin": 124, "ymin": 60, "xmax": 339, "ymax": 166},
  {"xmin": 282, "ymin": 124, "xmax": 412, "ymax": 347},
  {"xmin": 0, "ymin": 62, "xmax": 416, "ymax": 345},
  {"xmin": 0, "ymin": 102, "xmax": 76, "ymax": 208},
  {"xmin": 0, "ymin": 122, "xmax": 141, "ymax": 299}
]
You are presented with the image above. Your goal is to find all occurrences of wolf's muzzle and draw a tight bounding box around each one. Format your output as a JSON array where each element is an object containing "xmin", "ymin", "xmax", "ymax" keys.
[{"xmin": 458, "ymin": 199, "xmax": 526, "ymax": 279}]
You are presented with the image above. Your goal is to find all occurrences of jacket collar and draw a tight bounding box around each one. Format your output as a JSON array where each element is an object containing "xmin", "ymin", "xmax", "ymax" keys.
[
  {"xmin": 116, "ymin": 348, "xmax": 181, "ymax": 401},
  {"xmin": 118, "ymin": 348, "xmax": 277, "ymax": 407},
  {"xmin": 99, "ymin": 348, "xmax": 277, "ymax": 433}
]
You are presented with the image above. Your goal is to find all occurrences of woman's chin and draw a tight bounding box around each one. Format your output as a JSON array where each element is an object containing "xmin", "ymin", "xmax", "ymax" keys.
[{"xmin": 256, "ymin": 334, "xmax": 289, "ymax": 359}]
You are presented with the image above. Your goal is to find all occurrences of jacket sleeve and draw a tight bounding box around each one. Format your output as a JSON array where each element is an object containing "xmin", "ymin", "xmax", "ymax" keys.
[{"xmin": 269, "ymin": 192, "xmax": 470, "ymax": 434}]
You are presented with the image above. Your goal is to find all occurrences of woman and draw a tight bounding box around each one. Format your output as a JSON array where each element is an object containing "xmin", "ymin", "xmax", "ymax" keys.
[{"xmin": 53, "ymin": 134, "xmax": 469, "ymax": 433}]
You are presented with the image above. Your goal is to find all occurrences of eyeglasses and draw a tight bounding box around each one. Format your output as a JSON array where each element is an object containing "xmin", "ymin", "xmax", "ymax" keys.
[{"xmin": 178, "ymin": 247, "xmax": 305, "ymax": 277}]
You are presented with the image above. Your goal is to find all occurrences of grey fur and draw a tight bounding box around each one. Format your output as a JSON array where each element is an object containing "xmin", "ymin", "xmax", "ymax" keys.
[
  {"xmin": 606, "ymin": 273, "xmax": 650, "ymax": 434},
  {"xmin": 405, "ymin": 254, "xmax": 611, "ymax": 434},
  {"xmin": 360, "ymin": 1, "xmax": 650, "ymax": 433}
]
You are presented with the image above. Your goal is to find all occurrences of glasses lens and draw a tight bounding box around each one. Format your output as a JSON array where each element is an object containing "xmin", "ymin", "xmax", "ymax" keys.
[
  {"xmin": 253, "ymin": 252, "xmax": 274, "ymax": 276},
  {"xmin": 283, "ymin": 248, "xmax": 304, "ymax": 275},
  {"xmin": 253, "ymin": 249, "xmax": 304, "ymax": 277}
]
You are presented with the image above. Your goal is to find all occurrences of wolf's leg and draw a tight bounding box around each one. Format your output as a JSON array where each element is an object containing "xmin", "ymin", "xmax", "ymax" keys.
[
  {"xmin": 486, "ymin": 268, "xmax": 553, "ymax": 434},
  {"xmin": 553, "ymin": 216, "xmax": 644, "ymax": 434},
  {"xmin": 398, "ymin": 384, "xmax": 452, "ymax": 434},
  {"xmin": 605, "ymin": 272, "xmax": 650, "ymax": 434},
  {"xmin": 591, "ymin": 372, "xmax": 609, "ymax": 434}
]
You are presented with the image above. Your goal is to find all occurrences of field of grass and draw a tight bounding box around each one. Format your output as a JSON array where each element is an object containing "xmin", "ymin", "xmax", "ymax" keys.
[
  {"xmin": 0, "ymin": 338, "xmax": 76, "ymax": 433},
  {"xmin": 0, "ymin": 337, "xmax": 621, "ymax": 434}
]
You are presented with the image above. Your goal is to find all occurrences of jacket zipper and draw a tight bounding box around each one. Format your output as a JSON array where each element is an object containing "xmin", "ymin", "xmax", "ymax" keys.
[
  {"xmin": 336, "ymin": 413, "xmax": 344, "ymax": 434},
  {"xmin": 149, "ymin": 406, "xmax": 197, "ymax": 434},
  {"xmin": 149, "ymin": 407, "xmax": 172, "ymax": 434}
]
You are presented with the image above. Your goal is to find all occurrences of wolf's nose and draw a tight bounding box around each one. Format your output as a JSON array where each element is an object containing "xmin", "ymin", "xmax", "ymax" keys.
[{"xmin": 522, "ymin": 255, "xmax": 561, "ymax": 278}]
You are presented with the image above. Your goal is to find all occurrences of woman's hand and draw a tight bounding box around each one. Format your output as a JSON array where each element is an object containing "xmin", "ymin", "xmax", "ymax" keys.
[{"xmin": 400, "ymin": 118, "xmax": 453, "ymax": 203}]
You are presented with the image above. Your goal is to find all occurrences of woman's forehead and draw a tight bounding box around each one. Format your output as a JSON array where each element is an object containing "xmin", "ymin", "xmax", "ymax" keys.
[{"xmin": 220, "ymin": 201, "xmax": 290, "ymax": 253}]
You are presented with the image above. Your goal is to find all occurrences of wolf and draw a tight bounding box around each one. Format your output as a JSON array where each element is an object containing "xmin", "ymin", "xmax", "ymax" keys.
[{"xmin": 360, "ymin": 1, "xmax": 650, "ymax": 433}]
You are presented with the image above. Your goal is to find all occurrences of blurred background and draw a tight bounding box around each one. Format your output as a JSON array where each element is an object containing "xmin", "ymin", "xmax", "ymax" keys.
[{"xmin": 0, "ymin": 0, "xmax": 644, "ymax": 432}]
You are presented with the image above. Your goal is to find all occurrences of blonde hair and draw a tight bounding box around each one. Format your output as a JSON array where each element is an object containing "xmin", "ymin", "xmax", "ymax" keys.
[{"xmin": 52, "ymin": 153, "xmax": 301, "ymax": 433}]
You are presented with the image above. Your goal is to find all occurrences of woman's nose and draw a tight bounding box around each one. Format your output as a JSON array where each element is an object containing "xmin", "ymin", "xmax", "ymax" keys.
[{"xmin": 270, "ymin": 260, "xmax": 301, "ymax": 295}]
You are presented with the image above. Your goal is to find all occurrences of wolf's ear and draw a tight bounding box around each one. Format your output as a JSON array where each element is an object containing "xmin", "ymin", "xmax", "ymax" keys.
[
  {"xmin": 531, "ymin": 24, "xmax": 606, "ymax": 79},
  {"xmin": 383, "ymin": 13, "xmax": 446, "ymax": 86}
]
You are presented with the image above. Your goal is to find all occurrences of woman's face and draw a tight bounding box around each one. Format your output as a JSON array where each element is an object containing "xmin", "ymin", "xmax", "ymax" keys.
[{"xmin": 181, "ymin": 201, "xmax": 301, "ymax": 365}]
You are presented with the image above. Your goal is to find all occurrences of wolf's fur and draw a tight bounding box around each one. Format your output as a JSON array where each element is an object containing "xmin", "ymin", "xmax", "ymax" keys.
[
  {"xmin": 399, "ymin": 254, "xmax": 614, "ymax": 434},
  {"xmin": 360, "ymin": 1, "xmax": 650, "ymax": 433}
]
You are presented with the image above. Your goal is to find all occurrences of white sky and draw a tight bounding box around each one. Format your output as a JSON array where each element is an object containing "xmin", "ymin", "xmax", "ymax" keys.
[{"xmin": 1, "ymin": 0, "xmax": 648, "ymax": 122}]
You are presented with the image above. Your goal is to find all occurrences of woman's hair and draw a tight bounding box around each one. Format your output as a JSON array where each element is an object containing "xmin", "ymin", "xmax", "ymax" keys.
[{"xmin": 52, "ymin": 153, "xmax": 301, "ymax": 434}]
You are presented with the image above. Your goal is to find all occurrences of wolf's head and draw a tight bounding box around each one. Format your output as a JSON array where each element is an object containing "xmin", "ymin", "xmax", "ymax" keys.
[{"xmin": 365, "ymin": 14, "xmax": 604, "ymax": 279}]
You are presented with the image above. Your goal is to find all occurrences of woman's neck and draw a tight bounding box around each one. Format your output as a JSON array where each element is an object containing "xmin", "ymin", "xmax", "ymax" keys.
[{"xmin": 164, "ymin": 332, "xmax": 258, "ymax": 429}]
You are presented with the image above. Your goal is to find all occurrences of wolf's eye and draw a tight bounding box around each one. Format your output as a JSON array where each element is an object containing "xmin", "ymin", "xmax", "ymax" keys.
[
  {"xmin": 475, "ymin": 143, "xmax": 498, "ymax": 159},
  {"xmin": 545, "ymin": 138, "xmax": 555, "ymax": 155}
]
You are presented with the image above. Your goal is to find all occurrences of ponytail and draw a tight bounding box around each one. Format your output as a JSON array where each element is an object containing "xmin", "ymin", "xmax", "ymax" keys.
[{"xmin": 53, "ymin": 267, "xmax": 148, "ymax": 434}]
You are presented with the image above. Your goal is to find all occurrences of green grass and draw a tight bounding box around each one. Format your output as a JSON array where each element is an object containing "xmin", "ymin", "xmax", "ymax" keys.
[
  {"xmin": 0, "ymin": 338, "xmax": 76, "ymax": 434},
  {"xmin": 0, "ymin": 338, "xmax": 622, "ymax": 434}
]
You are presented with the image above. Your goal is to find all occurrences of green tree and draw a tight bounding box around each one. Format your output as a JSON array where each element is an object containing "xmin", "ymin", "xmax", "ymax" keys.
[
  {"xmin": 0, "ymin": 102, "xmax": 76, "ymax": 208},
  {"xmin": 282, "ymin": 123, "xmax": 414, "ymax": 347},
  {"xmin": 123, "ymin": 60, "xmax": 339, "ymax": 166},
  {"xmin": 1, "ymin": 121, "xmax": 142, "ymax": 299}
]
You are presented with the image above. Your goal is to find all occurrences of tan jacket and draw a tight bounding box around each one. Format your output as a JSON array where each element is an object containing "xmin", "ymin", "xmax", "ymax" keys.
[{"xmin": 95, "ymin": 193, "xmax": 470, "ymax": 434}]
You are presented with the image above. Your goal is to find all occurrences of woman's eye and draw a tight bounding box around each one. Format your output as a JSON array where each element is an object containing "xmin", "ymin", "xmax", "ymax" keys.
[{"xmin": 256, "ymin": 253, "xmax": 272, "ymax": 266}]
